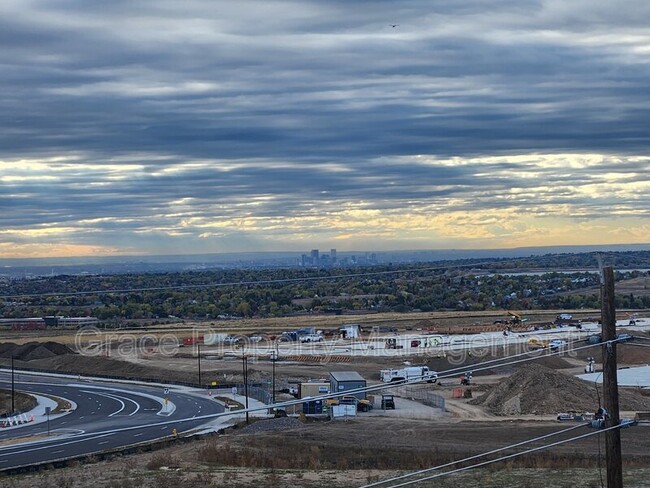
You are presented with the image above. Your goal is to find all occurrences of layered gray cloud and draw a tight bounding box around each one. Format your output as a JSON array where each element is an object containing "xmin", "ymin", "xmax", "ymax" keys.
[{"xmin": 1, "ymin": 0, "xmax": 650, "ymax": 256}]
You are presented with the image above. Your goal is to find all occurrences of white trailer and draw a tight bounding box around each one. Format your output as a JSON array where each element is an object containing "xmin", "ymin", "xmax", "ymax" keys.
[{"xmin": 380, "ymin": 366, "xmax": 438, "ymax": 383}]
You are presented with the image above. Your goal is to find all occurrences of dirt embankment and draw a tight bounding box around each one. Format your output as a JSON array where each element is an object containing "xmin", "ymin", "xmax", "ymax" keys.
[
  {"xmin": 0, "ymin": 341, "xmax": 74, "ymax": 361},
  {"xmin": 13, "ymin": 354, "xmax": 199, "ymax": 385},
  {"xmin": 0, "ymin": 340, "xmax": 200, "ymax": 385},
  {"xmin": 0, "ymin": 390, "xmax": 37, "ymax": 416},
  {"xmin": 470, "ymin": 364, "xmax": 650, "ymax": 415}
]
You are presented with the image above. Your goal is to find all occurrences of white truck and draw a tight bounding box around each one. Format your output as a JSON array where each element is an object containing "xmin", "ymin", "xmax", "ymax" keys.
[
  {"xmin": 300, "ymin": 333, "xmax": 323, "ymax": 343},
  {"xmin": 380, "ymin": 366, "xmax": 438, "ymax": 383}
]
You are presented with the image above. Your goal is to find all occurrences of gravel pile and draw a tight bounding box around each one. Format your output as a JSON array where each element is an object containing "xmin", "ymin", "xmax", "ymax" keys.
[
  {"xmin": 0, "ymin": 341, "xmax": 75, "ymax": 361},
  {"xmin": 470, "ymin": 364, "xmax": 650, "ymax": 415},
  {"xmin": 239, "ymin": 417, "xmax": 305, "ymax": 434}
]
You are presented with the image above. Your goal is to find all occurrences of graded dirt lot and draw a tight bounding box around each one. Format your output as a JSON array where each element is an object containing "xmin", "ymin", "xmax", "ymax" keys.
[
  {"xmin": 0, "ymin": 308, "xmax": 611, "ymax": 345},
  {"xmin": 2, "ymin": 309, "xmax": 650, "ymax": 487}
]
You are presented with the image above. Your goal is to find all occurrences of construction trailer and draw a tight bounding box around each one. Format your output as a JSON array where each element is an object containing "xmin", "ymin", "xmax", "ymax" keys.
[
  {"xmin": 339, "ymin": 324, "xmax": 361, "ymax": 338},
  {"xmin": 300, "ymin": 381, "xmax": 330, "ymax": 414},
  {"xmin": 299, "ymin": 382, "xmax": 330, "ymax": 398},
  {"xmin": 330, "ymin": 371, "xmax": 367, "ymax": 400}
]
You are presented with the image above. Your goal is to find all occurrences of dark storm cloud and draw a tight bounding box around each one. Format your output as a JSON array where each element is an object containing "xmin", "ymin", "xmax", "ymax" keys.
[
  {"xmin": 2, "ymin": 0, "xmax": 649, "ymax": 159},
  {"xmin": 2, "ymin": 0, "xmax": 650, "ymax": 253}
]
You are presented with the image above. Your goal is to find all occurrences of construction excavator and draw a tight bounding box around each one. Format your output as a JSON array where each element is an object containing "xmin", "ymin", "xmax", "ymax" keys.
[
  {"xmin": 507, "ymin": 311, "xmax": 526, "ymax": 325},
  {"xmin": 496, "ymin": 311, "xmax": 528, "ymax": 336}
]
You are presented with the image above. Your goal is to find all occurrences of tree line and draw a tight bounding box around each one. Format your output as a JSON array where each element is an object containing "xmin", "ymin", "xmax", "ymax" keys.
[{"xmin": 1, "ymin": 251, "xmax": 649, "ymax": 322}]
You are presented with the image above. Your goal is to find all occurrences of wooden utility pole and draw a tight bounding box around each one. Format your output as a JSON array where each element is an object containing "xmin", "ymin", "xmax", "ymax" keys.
[{"xmin": 601, "ymin": 266, "xmax": 623, "ymax": 488}]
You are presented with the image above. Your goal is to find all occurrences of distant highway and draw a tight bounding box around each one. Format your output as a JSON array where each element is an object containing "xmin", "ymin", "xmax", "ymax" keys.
[{"xmin": 0, "ymin": 371, "xmax": 224, "ymax": 471}]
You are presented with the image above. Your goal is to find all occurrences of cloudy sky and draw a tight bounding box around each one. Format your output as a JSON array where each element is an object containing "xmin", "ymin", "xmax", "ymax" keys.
[{"xmin": 2, "ymin": 0, "xmax": 650, "ymax": 258}]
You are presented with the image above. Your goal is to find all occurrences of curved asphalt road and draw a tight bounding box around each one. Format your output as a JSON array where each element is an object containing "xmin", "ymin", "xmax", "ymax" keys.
[{"xmin": 0, "ymin": 371, "xmax": 224, "ymax": 471}]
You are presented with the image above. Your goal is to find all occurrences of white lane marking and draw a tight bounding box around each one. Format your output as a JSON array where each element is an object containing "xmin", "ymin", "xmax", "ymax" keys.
[
  {"xmin": 133, "ymin": 433, "xmax": 143, "ymax": 437},
  {"xmin": 81, "ymin": 390, "xmax": 125, "ymax": 417},
  {"xmin": 98, "ymin": 441, "xmax": 109, "ymax": 445},
  {"xmin": 0, "ymin": 433, "xmax": 114, "ymax": 456},
  {"xmin": 51, "ymin": 450, "xmax": 65, "ymax": 454},
  {"xmin": 68, "ymin": 384, "xmax": 172, "ymax": 416},
  {"xmin": 81, "ymin": 390, "xmax": 141, "ymax": 416}
]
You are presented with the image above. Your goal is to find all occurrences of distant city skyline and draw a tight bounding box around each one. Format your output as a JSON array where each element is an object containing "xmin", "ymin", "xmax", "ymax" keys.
[{"xmin": 2, "ymin": 1, "xmax": 649, "ymax": 258}]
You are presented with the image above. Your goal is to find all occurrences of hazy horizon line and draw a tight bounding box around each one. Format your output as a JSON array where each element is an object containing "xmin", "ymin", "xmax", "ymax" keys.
[{"xmin": 2, "ymin": 243, "xmax": 650, "ymax": 267}]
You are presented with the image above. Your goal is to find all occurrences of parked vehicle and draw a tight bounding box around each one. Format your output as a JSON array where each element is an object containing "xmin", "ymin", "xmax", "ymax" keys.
[
  {"xmin": 381, "ymin": 394, "xmax": 396, "ymax": 409},
  {"xmin": 527, "ymin": 338, "xmax": 549, "ymax": 350},
  {"xmin": 328, "ymin": 395, "xmax": 373, "ymax": 412},
  {"xmin": 222, "ymin": 335, "xmax": 241, "ymax": 345},
  {"xmin": 548, "ymin": 339, "xmax": 567, "ymax": 350},
  {"xmin": 385, "ymin": 338, "xmax": 403, "ymax": 349},
  {"xmin": 380, "ymin": 366, "xmax": 438, "ymax": 383},
  {"xmin": 300, "ymin": 334, "xmax": 323, "ymax": 343},
  {"xmin": 586, "ymin": 333, "xmax": 634, "ymax": 345}
]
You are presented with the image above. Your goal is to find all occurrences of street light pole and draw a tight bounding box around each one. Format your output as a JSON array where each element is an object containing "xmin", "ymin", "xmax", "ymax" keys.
[
  {"xmin": 242, "ymin": 354, "xmax": 249, "ymax": 424},
  {"xmin": 197, "ymin": 342, "xmax": 202, "ymax": 387},
  {"xmin": 11, "ymin": 356, "xmax": 15, "ymax": 415},
  {"xmin": 271, "ymin": 350, "xmax": 277, "ymax": 405}
]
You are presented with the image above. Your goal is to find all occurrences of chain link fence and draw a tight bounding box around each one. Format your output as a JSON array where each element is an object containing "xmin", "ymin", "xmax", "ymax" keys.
[
  {"xmin": 395, "ymin": 386, "xmax": 445, "ymax": 410},
  {"xmin": 235, "ymin": 384, "xmax": 272, "ymax": 404}
]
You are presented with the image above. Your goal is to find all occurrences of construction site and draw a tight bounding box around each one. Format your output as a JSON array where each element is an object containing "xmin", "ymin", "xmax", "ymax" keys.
[{"xmin": 1, "ymin": 306, "xmax": 650, "ymax": 487}]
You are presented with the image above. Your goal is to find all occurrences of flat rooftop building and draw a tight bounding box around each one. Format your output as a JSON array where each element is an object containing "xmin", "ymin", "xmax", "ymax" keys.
[{"xmin": 329, "ymin": 371, "xmax": 367, "ymax": 400}]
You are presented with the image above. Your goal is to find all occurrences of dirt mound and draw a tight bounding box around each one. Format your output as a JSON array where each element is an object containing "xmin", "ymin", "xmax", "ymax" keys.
[
  {"xmin": 470, "ymin": 364, "xmax": 650, "ymax": 415},
  {"xmin": 0, "ymin": 343, "xmax": 19, "ymax": 356},
  {"xmin": 617, "ymin": 343, "xmax": 650, "ymax": 364},
  {"xmin": 0, "ymin": 341, "xmax": 74, "ymax": 361},
  {"xmin": 25, "ymin": 354, "xmax": 195, "ymax": 384},
  {"xmin": 533, "ymin": 355, "xmax": 574, "ymax": 370},
  {"xmin": 239, "ymin": 417, "xmax": 305, "ymax": 434},
  {"xmin": 422, "ymin": 353, "xmax": 574, "ymax": 379}
]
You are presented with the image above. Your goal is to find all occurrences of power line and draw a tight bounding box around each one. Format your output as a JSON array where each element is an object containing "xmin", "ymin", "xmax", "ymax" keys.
[
  {"xmin": 433, "ymin": 342, "xmax": 599, "ymax": 382},
  {"xmin": 262, "ymin": 341, "xmax": 599, "ymax": 411},
  {"xmin": 620, "ymin": 342, "xmax": 650, "ymax": 349},
  {"xmin": 360, "ymin": 423, "xmax": 588, "ymax": 488},
  {"xmin": 0, "ymin": 336, "xmax": 604, "ymax": 456},
  {"xmin": 383, "ymin": 424, "xmax": 626, "ymax": 487},
  {"xmin": 432, "ymin": 337, "xmax": 589, "ymax": 378},
  {"xmin": 628, "ymin": 335, "xmax": 650, "ymax": 342}
]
